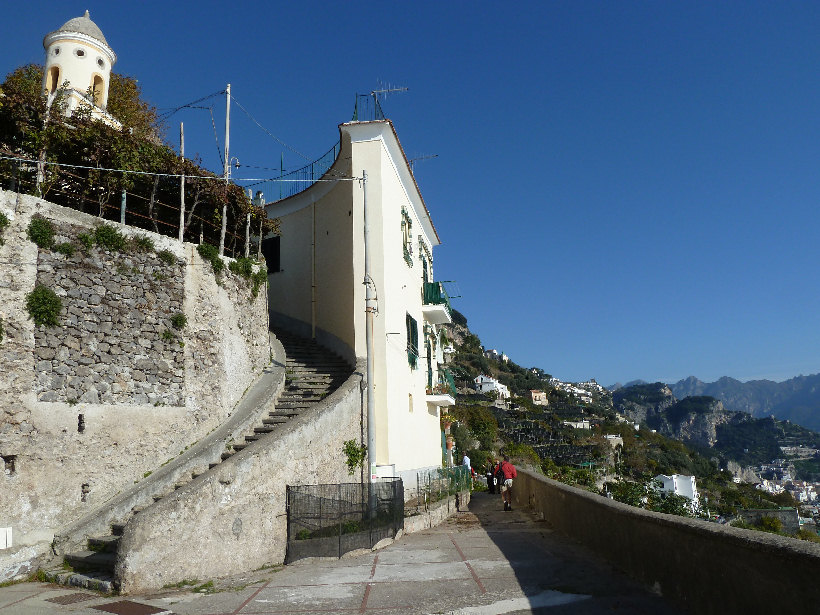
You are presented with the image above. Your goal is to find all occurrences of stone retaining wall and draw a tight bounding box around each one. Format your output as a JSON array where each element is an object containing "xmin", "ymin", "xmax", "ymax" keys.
[
  {"xmin": 514, "ymin": 469, "xmax": 820, "ymax": 614},
  {"xmin": 34, "ymin": 223, "xmax": 185, "ymax": 405},
  {"xmin": 0, "ymin": 191, "xmax": 270, "ymax": 582}
]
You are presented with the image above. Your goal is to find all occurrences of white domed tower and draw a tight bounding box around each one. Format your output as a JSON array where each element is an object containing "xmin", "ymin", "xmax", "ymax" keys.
[{"xmin": 42, "ymin": 10, "xmax": 117, "ymax": 113}]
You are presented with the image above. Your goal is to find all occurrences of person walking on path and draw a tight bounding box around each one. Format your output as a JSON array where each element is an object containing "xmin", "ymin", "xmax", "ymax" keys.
[
  {"xmin": 498, "ymin": 455, "xmax": 517, "ymax": 511},
  {"xmin": 485, "ymin": 457, "xmax": 496, "ymax": 493}
]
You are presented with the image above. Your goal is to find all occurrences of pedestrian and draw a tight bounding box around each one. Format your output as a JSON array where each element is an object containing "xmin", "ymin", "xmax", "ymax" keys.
[
  {"xmin": 462, "ymin": 452, "xmax": 470, "ymax": 469},
  {"xmin": 498, "ymin": 455, "xmax": 517, "ymax": 511},
  {"xmin": 485, "ymin": 457, "xmax": 496, "ymax": 493}
]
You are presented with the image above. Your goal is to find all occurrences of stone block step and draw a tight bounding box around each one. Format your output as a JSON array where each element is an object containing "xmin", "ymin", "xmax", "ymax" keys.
[
  {"xmin": 221, "ymin": 451, "xmax": 234, "ymax": 461},
  {"xmin": 42, "ymin": 568, "xmax": 115, "ymax": 594},
  {"xmin": 87, "ymin": 535, "xmax": 119, "ymax": 553},
  {"xmin": 208, "ymin": 462, "xmax": 220, "ymax": 469},
  {"xmin": 64, "ymin": 550, "xmax": 116, "ymax": 572},
  {"xmin": 131, "ymin": 505, "xmax": 147, "ymax": 514},
  {"xmin": 253, "ymin": 425, "xmax": 277, "ymax": 434},
  {"xmin": 269, "ymin": 412, "xmax": 300, "ymax": 420},
  {"xmin": 232, "ymin": 442, "xmax": 249, "ymax": 452},
  {"xmin": 264, "ymin": 416, "xmax": 290, "ymax": 424}
]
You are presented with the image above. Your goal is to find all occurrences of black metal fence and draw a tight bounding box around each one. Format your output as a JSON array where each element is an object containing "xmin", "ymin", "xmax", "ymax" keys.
[
  {"xmin": 286, "ymin": 479, "xmax": 404, "ymax": 563},
  {"xmin": 405, "ymin": 465, "xmax": 471, "ymax": 515}
]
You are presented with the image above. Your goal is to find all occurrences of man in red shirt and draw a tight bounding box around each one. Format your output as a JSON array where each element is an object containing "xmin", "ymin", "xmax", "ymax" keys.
[{"xmin": 498, "ymin": 455, "xmax": 517, "ymax": 511}]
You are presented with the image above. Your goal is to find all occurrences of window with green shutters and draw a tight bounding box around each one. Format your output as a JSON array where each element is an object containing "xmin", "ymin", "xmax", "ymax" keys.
[{"xmin": 406, "ymin": 313, "xmax": 418, "ymax": 369}]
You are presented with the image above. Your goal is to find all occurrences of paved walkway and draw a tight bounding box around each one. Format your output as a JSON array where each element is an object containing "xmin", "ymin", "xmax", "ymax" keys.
[{"xmin": 0, "ymin": 492, "xmax": 682, "ymax": 614}]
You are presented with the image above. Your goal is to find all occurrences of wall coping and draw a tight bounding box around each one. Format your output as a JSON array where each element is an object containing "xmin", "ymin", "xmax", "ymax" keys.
[{"xmin": 515, "ymin": 469, "xmax": 820, "ymax": 614}]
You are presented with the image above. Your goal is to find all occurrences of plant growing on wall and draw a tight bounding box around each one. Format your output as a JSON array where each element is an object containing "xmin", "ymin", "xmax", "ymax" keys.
[
  {"xmin": 343, "ymin": 440, "xmax": 367, "ymax": 476},
  {"xmin": 197, "ymin": 243, "xmax": 224, "ymax": 274},
  {"xmin": 0, "ymin": 211, "xmax": 8, "ymax": 245},
  {"xmin": 93, "ymin": 224, "xmax": 127, "ymax": 251},
  {"xmin": 170, "ymin": 313, "xmax": 187, "ymax": 329},
  {"xmin": 25, "ymin": 285, "xmax": 62, "ymax": 327},
  {"xmin": 27, "ymin": 216, "xmax": 55, "ymax": 249}
]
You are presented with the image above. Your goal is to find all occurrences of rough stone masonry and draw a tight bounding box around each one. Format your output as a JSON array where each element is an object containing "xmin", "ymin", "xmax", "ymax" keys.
[{"xmin": 34, "ymin": 222, "xmax": 185, "ymax": 406}]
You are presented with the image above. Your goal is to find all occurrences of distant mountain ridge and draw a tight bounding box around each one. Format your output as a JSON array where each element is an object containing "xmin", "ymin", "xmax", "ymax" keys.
[
  {"xmin": 613, "ymin": 383, "xmax": 820, "ymax": 474},
  {"xmin": 668, "ymin": 373, "xmax": 820, "ymax": 432}
]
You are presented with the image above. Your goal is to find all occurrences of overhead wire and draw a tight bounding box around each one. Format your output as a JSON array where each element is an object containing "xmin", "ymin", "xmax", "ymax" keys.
[
  {"xmin": 0, "ymin": 154, "xmax": 359, "ymax": 182},
  {"xmin": 229, "ymin": 94, "xmax": 311, "ymax": 162}
]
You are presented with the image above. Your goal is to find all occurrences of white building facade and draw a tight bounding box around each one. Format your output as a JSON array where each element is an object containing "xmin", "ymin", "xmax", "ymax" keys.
[
  {"xmin": 655, "ymin": 474, "xmax": 700, "ymax": 511},
  {"xmin": 265, "ymin": 120, "xmax": 454, "ymax": 486}
]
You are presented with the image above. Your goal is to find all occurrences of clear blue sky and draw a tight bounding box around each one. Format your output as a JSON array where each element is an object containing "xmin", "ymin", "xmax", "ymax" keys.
[{"xmin": 6, "ymin": 2, "xmax": 820, "ymax": 387}]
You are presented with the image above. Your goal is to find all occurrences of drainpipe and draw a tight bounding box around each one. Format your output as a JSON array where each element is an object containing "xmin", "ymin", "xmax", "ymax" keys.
[{"xmin": 362, "ymin": 169, "xmax": 377, "ymax": 485}]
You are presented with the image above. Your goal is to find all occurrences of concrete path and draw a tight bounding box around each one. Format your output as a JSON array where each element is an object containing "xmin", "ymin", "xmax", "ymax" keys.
[{"xmin": 0, "ymin": 492, "xmax": 683, "ymax": 614}]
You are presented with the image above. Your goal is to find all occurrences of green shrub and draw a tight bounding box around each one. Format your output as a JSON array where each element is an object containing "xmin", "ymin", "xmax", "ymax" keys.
[
  {"xmin": 132, "ymin": 235, "xmax": 154, "ymax": 252},
  {"xmin": 197, "ymin": 243, "xmax": 224, "ymax": 274},
  {"xmin": 94, "ymin": 224, "xmax": 127, "ymax": 251},
  {"xmin": 157, "ymin": 249, "xmax": 177, "ymax": 265},
  {"xmin": 0, "ymin": 211, "xmax": 8, "ymax": 245},
  {"xmin": 758, "ymin": 516, "xmax": 783, "ymax": 533},
  {"xmin": 229, "ymin": 257, "xmax": 254, "ymax": 279},
  {"xmin": 251, "ymin": 268, "xmax": 268, "ymax": 298},
  {"xmin": 162, "ymin": 329, "xmax": 175, "ymax": 342},
  {"xmin": 55, "ymin": 242, "xmax": 75, "ymax": 256},
  {"xmin": 170, "ymin": 313, "xmax": 187, "ymax": 329},
  {"xmin": 77, "ymin": 233, "xmax": 94, "ymax": 251},
  {"xmin": 25, "ymin": 285, "xmax": 62, "ymax": 327},
  {"xmin": 197, "ymin": 243, "xmax": 218, "ymax": 261},
  {"xmin": 27, "ymin": 216, "xmax": 54, "ymax": 249}
]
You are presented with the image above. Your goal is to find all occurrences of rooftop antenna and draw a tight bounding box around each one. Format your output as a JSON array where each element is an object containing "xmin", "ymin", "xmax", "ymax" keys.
[
  {"xmin": 408, "ymin": 153, "xmax": 438, "ymax": 172},
  {"xmin": 370, "ymin": 82, "xmax": 409, "ymax": 106}
]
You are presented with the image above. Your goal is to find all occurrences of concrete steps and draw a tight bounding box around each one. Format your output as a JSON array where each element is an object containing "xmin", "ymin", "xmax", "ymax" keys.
[{"xmin": 54, "ymin": 328, "xmax": 352, "ymax": 591}]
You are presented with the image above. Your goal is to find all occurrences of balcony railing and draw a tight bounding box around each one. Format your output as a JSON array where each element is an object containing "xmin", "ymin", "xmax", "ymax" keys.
[
  {"xmin": 426, "ymin": 368, "xmax": 456, "ymax": 407},
  {"xmin": 421, "ymin": 282, "xmax": 452, "ymax": 325}
]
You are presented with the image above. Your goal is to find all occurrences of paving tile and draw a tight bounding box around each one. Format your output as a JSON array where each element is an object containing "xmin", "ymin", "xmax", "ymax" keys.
[{"xmin": 371, "ymin": 561, "xmax": 471, "ymax": 583}]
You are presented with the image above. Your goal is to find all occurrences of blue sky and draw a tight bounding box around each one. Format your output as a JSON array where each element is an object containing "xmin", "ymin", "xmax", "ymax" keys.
[{"xmin": 6, "ymin": 2, "xmax": 820, "ymax": 386}]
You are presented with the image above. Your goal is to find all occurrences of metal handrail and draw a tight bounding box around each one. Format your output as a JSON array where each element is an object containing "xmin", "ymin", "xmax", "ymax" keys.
[{"xmin": 250, "ymin": 140, "xmax": 341, "ymax": 204}]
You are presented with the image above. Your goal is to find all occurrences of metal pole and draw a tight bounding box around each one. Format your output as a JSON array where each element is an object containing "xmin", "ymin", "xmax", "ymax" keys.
[
  {"xmin": 219, "ymin": 84, "xmax": 231, "ymax": 256},
  {"xmin": 120, "ymin": 189, "xmax": 126, "ymax": 224},
  {"xmin": 178, "ymin": 122, "xmax": 185, "ymax": 242},
  {"xmin": 362, "ymin": 169, "xmax": 376, "ymax": 487}
]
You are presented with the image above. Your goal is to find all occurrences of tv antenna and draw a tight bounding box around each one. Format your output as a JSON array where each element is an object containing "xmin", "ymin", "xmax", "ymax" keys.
[
  {"xmin": 370, "ymin": 84, "xmax": 408, "ymax": 112},
  {"xmin": 408, "ymin": 153, "xmax": 439, "ymax": 172}
]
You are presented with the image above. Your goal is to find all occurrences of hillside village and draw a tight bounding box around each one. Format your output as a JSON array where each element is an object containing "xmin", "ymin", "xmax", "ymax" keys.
[
  {"xmin": 439, "ymin": 313, "xmax": 820, "ymax": 535},
  {"xmin": 1, "ymin": 10, "xmax": 820, "ymax": 612}
]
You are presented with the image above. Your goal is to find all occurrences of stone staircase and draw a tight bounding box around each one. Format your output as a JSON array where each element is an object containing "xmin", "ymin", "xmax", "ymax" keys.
[{"xmin": 44, "ymin": 330, "xmax": 352, "ymax": 593}]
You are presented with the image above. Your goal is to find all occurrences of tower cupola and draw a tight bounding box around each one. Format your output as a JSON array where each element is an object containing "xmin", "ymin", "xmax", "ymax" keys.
[{"xmin": 42, "ymin": 10, "xmax": 117, "ymax": 110}]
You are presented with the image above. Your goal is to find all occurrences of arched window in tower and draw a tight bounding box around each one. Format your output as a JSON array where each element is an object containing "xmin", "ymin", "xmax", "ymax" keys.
[
  {"xmin": 91, "ymin": 75, "xmax": 104, "ymax": 107},
  {"xmin": 45, "ymin": 66, "xmax": 61, "ymax": 94}
]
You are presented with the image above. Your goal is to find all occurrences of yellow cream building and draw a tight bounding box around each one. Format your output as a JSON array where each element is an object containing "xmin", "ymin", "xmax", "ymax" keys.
[{"xmin": 265, "ymin": 119, "xmax": 455, "ymax": 484}]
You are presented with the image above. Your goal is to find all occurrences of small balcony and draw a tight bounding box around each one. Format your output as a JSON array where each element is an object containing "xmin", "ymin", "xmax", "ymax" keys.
[
  {"xmin": 426, "ymin": 367, "xmax": 456, "ymax": 407},
  {"xmin": 422, "ymin": 282, "xmax": 452, "ymax": 325}
]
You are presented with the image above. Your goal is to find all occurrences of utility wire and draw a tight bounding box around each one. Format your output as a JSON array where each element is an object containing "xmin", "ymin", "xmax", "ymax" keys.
[
  {"xmin": 230, "ymin": 95, "xmax": 311, "ymax": 161},
  {"xmin": 157, "ymin": 90, "xmax": 225, "ymax": 121},
  {"xmin": 0, "ymin": 154, "xmax": 359, "ymax": 182}
]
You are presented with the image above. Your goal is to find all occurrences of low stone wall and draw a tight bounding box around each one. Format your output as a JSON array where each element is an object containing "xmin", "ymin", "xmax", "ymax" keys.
[
  {"xmin": 403, "ymin": 491, "xmax": 471, "ymax": 534},
  {"xmin": 0, "ymin": 191, "xmax": 270, "ymax": 582},
  {"xmin": 115, "ymin": 361, "xmax": 366, "ymax": 593},
  {"xmin": 514, "ymin": 470, "xmax": 820, "ymax": 614}
]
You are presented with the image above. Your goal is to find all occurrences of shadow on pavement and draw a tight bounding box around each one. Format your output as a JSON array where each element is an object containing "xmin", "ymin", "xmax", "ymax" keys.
[{"xmin": 450, "ymin": 489, "xmax": 687, "ymax": 614}]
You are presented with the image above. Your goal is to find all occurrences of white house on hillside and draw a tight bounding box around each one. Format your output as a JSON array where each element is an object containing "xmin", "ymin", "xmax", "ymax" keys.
[
  {"xmin": 41, "ymin": 11, "xmax": 120, "ymax": 128},
  {"xmin": 655, "ymin": 474, "xmax": 699, "ymax": 511},
  {"xmin": 265, "ymin": 119, "xmax": 455, "ymax": 486},
  {"xmin": 474, "ymin": 375, "xmax": 510, "ymax": 399}
]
